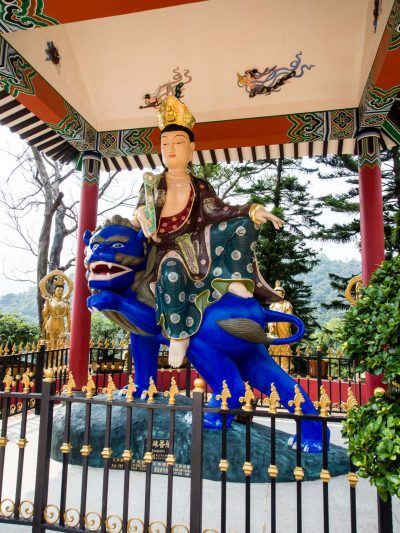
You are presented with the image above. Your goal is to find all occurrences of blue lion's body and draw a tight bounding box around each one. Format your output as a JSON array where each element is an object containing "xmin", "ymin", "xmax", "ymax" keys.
[{"xmin": 84, "ymin": 219, "xmax": 328, "ymax": 452}]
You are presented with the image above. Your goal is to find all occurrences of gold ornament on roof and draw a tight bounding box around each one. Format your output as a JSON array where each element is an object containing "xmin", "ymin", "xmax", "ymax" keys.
[{"xmin": 157, "ymin": 95, "xmax": 195, "ymax": 131}]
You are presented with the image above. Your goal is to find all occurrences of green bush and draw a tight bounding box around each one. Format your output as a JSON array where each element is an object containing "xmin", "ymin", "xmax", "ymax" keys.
[
  {"xmin": 340, "ymin": 257, "xmax": 400, "ymax": 500},
  {"xmin": 90, "ymin": 313, "xmax": 124, "ymax": 344},
  {"xmin": 340, "ymin": 256, "xmax": 400, "ymax": 383},
  {"xmin": 342, "ymin": 391, "xmax": 400, "ymax": 501},
  {"xmin": 0, "ymin": 313, "xmax": 39, "ymax": 347}
]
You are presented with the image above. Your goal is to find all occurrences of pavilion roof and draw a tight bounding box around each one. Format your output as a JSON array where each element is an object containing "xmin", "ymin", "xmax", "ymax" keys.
[{"xmin": 0, "ymin": 0, "xmax": 400, "ymax": 168}]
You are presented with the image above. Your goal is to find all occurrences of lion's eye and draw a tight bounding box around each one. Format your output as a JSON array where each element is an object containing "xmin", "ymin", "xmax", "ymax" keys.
[
  {"xmin": 112, "ymin": 243, "xmax": 124, "ymax": 248},
  {"xmin": 92, "ymin": 244, "xmax": 99, "ymax": 250}
]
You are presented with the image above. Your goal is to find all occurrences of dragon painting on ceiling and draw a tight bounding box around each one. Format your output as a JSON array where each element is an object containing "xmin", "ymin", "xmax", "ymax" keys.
[
  {"xmin": 140, "ymin": 67, "xmax": 192, "ymax": 109},
  {"xmin": 237, "ymin": 51, "xmax": 315, "ymax": 98}
]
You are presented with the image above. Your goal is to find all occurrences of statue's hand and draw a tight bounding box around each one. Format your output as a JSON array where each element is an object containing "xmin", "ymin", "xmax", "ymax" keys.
[
  {"xmin": 254, "ymin": 207, "xmax": 284, "ymax": 230},
  {"xmin": 135, "ymin": 206, "xmax": 156, "ymax": 239}
]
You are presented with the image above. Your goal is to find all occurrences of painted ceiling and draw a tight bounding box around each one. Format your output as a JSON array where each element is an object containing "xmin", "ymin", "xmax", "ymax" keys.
[{"xmin": 3, "ymin": 0, "xmax": 394, "ymax": 132}]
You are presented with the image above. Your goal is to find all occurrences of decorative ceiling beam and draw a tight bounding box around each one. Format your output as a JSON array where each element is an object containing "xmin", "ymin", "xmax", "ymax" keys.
[
  {"xmin": 98, "ymin": 109, "xmax": 358, "ymax": 158},
  {"xmin": 359, "ymin": 0, "xmax": 400, "ymax": 129},
  {"xmin": 0, "ymin": 1, "xmax": 206, "ymax": 33},
  {"xmin": 0, "ymin": 35, "xmax": 96, "ymax": 152}
]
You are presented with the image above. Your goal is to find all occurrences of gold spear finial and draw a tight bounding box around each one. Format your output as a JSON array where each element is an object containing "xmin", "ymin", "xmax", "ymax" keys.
[
  {"xmin": 82, "ymin": 373, "xmax": 96, "ymax": 398},
  {"xmin": 123, "ymin": 375, "xmax": 136, "ymax": 403},
  {"xmin": 216, "ymin": 380, "xmax": 232, "ymax": 410},
  {"xmin": 341, "ymin": 388, "xmax": 359, "ymax": 412},
  {"xmin": 143, "ymin": 377, "xmax": 158, "ymax": 404},
  {"xmin": 3, "ymin": 368, "xmax": 15, "ymax": 392},
  {"xmin": 288, "ymin": 385, "xmax": 305, "ymax": 415},
  {"xmin": 164, "ymin": 377, "xmax": 179, "ymax": 405},
  {"xmin": 102, "ymin": 374, "xmax": 117, "ymax": 401},
  {"xmin": 262, "ymin": 383, "xmax": 281, "ymax": 414},
  {"xmin": 62, "ymin": 372, "xmax": 76, "ymax": 397},
  {"xmin": 21, "ymin": 369, "xmax": 33, "ymax": 393},
  {"xmin": 313, "ymin": 386, "xmax": 331, "ymax": 417},
  {"xmin": 239, "ymin": 382, "xmax": 255, "ymax": 412}
]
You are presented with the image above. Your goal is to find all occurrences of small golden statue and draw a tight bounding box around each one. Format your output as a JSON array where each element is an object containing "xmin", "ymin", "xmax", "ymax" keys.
[
  {"xmin": 39, "ymin": 270, "xmax": 73, "ymax": 344},
  {"xmin": 344, "ymin": 275, "xmax": 362, "ymax": 306},
  {"xmin": 268, "ymin": 281, "xmax": 294, "ymax": 373}
]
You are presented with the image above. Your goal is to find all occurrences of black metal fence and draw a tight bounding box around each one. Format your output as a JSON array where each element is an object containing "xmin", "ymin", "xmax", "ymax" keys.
[
  {"xmin": 0, "ymin": 343, "xmax": 366, "ymax": 421},
  {"xmin": 0, "ymin": 369, "xmax": 394, "ymax": 532}
]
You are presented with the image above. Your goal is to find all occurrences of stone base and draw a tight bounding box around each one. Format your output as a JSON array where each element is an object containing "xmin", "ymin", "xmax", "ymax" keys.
[{"xmin": 51, "ymin": 394, "xmax": 349, "ymax": 483}]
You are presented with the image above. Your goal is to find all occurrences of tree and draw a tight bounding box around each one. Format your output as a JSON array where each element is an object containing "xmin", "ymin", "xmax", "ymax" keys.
[
  {"xmin": 90, "ymin": 313, "xmax": 124, "ymax": 344},
  {"xmin": 195, "ymin": 159, "xmax": 323, "ymax": 333},
  {"xmin": 340, "ymin": 257, "xmax": 400, "ymax": 501},
  {"xmin": 321, "ymin": 272, "xmax": 358, "ymax": 312},
  {"xmin": 315, "ymin": 148, "xmax": 400, "ymax": 312},
  {"xmin": 316, "ymin": 147, "xmax": 400, "ymax": 257},
  {"xmin": 0, "ymin": 145, "xmax": 137, "ymax": 329},
  {"xmin": 0, "ymin": 312, "xmax": 39, "ymax": 347}
]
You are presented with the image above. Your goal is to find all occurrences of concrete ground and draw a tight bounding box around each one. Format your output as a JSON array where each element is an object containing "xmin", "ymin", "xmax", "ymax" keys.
[{"xmin": 0, "ymin": 407, "xmax": 398, "ymax": 532}]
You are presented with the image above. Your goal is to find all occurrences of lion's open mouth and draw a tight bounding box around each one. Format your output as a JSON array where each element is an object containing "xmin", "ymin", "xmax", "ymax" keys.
[{"xmin": 88, "ymin": 261, "xmax": 131, "ymax": 281}]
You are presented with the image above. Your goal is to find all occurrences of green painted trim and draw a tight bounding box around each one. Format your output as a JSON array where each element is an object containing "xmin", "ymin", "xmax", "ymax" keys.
[{"xmin": 382, "ymin": 118, "xmax": 400, "ymax": 144}]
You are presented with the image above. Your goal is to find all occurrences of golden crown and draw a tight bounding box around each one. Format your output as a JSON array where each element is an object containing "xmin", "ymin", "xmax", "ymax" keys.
[
  {"xmin": 274, "ymin": 280, "xmax": 285, "ymax": 295},
  {"xmin": 54, "ymin": 276, "xmax": 65, "ymax": 288},
  {"xmin": 157, "ymin": 95, "xmax": 196, "ymax": 131}
]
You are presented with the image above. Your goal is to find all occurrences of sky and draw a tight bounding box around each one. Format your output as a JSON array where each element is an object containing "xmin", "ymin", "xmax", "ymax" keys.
[{"xmin": 0, "ymin": 125, "xmax": 360, "ymax": 297}]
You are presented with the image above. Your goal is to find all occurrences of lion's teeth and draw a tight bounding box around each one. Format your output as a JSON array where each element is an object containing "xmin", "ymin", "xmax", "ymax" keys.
[
  {"xmin": 106, "ymin": 272, "xmax": 111, "ymax": 277},
  {"xmin": 108, "ymin": 263, "xmax": 112, "ymax": 269}
]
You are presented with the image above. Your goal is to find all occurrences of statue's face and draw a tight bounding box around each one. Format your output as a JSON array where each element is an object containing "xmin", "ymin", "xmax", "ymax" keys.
[
  {"xmin": 54, "ymin": 287, "xmax": 64, "ymax": 298},
  {"xmin": 161, "ymin": 130, "xmax": 194, "ymax": 170}
]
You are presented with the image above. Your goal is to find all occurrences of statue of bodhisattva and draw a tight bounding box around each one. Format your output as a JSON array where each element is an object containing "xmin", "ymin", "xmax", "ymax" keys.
[{"xmin": 132, "ymin": 96, "xmax": 284, "ymax": 367}]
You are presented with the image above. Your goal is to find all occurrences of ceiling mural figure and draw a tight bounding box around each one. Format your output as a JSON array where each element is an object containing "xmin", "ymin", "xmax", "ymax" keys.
[
  {"xmin": 45, "ymin": 40, "xmax": 60, "ymax": 66},
  {"xmin": 139, "ymin": 67, "xmax": 192, "ymax": 109},
  {"xmin": 237, "ymin": 51, "xmax": 315, "ymax": 98}
]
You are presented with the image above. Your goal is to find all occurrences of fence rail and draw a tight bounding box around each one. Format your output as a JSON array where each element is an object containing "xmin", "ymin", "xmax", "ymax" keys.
[
  {"xmin": 0, "ymin": 343, "xmax": 366, "ymax": 420},
  {"xmin": 0, "ymin": 368, "xmax": 394, "ymax": 533}
]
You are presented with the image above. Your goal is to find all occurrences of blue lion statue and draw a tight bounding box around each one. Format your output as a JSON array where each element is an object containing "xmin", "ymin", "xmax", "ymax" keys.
[{"xmin": 84, "ymin": 215, "xmax": 328, "ymax": 452}]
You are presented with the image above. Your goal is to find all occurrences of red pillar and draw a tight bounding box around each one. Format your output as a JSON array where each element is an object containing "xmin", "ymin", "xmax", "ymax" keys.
[
  {"xmin": 357, "ymin": 131, "xmax": 385, "ymax": 398},
  {"xmin": 69, "ymin": 152, "xmax": 101, "ymax": 389}
]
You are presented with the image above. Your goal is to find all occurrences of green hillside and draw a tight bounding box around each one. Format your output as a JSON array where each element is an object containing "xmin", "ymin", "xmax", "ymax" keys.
[
  {"xmin": 0, "ymin": 254, "xmax": 360, "ymax": 328},
  {"xmin": 0, "ymin": 286, "xmax": 38, "ymax": 323},
  {"xmin": 297, "ymin": 254, "xmax": 360, "ymax": 325}
]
